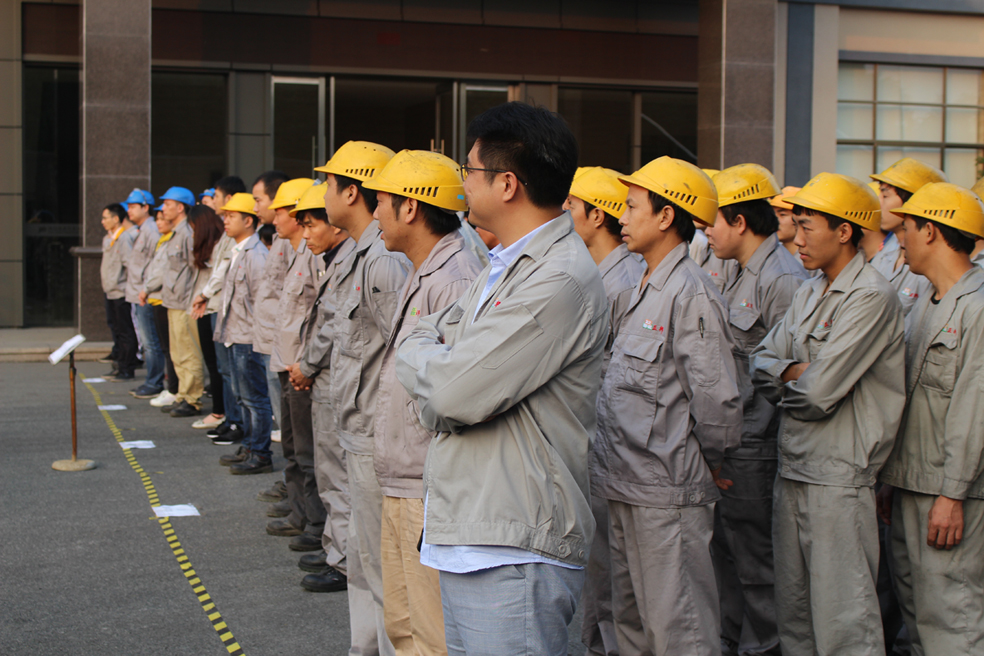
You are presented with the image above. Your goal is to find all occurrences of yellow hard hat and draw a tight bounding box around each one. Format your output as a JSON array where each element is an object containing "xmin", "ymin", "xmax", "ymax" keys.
[
  {"xmin": 314, "ymin": 140, "xmax": 395, "ymax": 182},
  {"xmin": 784, "ymin": 172, "xmax": 881, "ymax": 231},
  {"xmin": 893, "ymin": 182, "xmax": 984, "ymax": 239},
  {"xmin": 871, "ymin": 157, "xmax": 948, "ymax": 195},
  {"xmin": 570, "ymin": 166, "xmax": 628, "ymax": 219},
  {"xmin": 362, "ymin": 149, "xmax": 467, "ymax": 213},
  {"xmin": 620, "ymin": 156, "xmax": 719, "ymax": 226},
  {"xmin": 971, "ymin": 176, "xmax": 984, "ymax": 198},
  {"xmin": 269, "ymin": 178, "xmax": 316, "ymax": 210},
  {"xmin": 702, "ymin": 169, "xmax": 720, "ymax": 178},
  {"xmin": 290, "ymin": 182, "xmax": 329, "ymax": 218},
  {"xmin": 221, "ymin": 192, "xmax": 258, "ymax": 215},
  {"xmin": 770, "ymin": 186, "xmax": 801, "ymax": 210},
  {"xmin": 713, "ymin": 164, "xmax": 781, "ymax": 208}
]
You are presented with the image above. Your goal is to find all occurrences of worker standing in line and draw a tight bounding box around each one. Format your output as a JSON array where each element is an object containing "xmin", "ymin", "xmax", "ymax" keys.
[
  {"xmin": 750, "ymin": 174, "xmax": 905, "ymax": 655},
  {"xmin": 870, "ymin": 158, "xmax": 947, "ymax": 315},
  {"xmin": 706, "ymin": 164, "xmax": 807, "ymax": 656},
  {"xmin": 877, "ymin": 182, "xmax": 984, "ymax": 655},
  {"xmin": 565, "ymin": 165, "xmax": 643, "ymax": 656},
  {"xmin": 594, "ymin": 157, "xmax": 742, "ymax": 656}
]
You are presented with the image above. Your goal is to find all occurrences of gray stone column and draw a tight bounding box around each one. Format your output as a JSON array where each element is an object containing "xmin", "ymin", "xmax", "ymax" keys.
[
  {"xmin": 78, "ymin": 0, "xmax": 151, "ymax": 340},
  {"xmin": 697, "ymin": 0, "xmax": 777, "ymax": 171},
  {"xmin": 0, "ymin": 0, "xmax": 23, "ymax": 327}
]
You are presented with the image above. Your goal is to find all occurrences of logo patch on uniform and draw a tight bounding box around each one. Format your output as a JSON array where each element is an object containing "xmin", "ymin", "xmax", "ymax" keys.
[
  {"xmin": 643, "ymin": 319, "xmax": 664, "ymax": 332},
  {"xmin": 354, "ymin": 284, "xmax": 361, "ymax": 292},
  {"xmin": 902, "ymin": 287, "xmax": 918, "ymax": 298},
  {"xmin": 942, "ymin": 326, "xmax": 957, "ymax": 335},
  {"xmin": 815, "ymin": 319, "xmax": 832, "ymax": 330},
  {"xmin": 739, "ymin": 299, "xmax": 754, "ymax": 310},
  {"xmin": 493, "ymin": 299, "xmax": 501, "ymax": 308},
  {"xmin": 709, "ymin": 272, "xmax": 719, "ymax": 277},
  {"xmin": 409, "ymin": 307, "xmax": 420, "ymax": 317}
]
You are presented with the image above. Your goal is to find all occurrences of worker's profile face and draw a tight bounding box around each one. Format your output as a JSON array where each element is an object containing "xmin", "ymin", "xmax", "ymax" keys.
[
  {"xmin": 879, "ymin": 184, "xmax": 905, "ymax": 232},
  {"xmin": 252, "ymin": 181, "xmax": 275, "ymax": 225},
  {"xmin": 155, "ymin": 212, "xmax": 170, "ymax": 234},
  {"xmin": 461, "ymin": 142, "xmax": 493, "ymax": 231},
  {"xmin": 775, "ymin": 208, "xmax": 797, "ymax": 244},
  {"xmin": 323, "ymin": 174, "xmax": 349, "ymax": 230},
  {"xmin": 374, "ymin": 191, "xmax": 407, "ymax": 255},
  {"xmin": 565, "ymin": 195, "xmax": 594, "ymax": 245},
  {"xmin": 301, "ymin": 215, "xmax": 330, "ymax": 255},
  {"xmin": 705, "ymin": 210, "xmax": 741, "ymax": 261},
  {"xmin": 213, "ymin": 189, "xmax": 231, "ymax": 217},
  {"xmin": 101, "ymin": 208, "xmax": 120, "ymax": 233},
  {"xmin": 126, "ymin": 202, "xmax": 148, "ymax": 224},
  {"xmin": 273, "ymin": 206, "xmax": 297, "ymax": 240},
  {"xmin": 900, "ymin": 215, "xmax": 929, "ymax": 274},
  {"xmin": 793, "ymin": 212, "xmax": 844, "ymax": 271},
  {"xmin": 162, "ymin": 199, "xmax": 182, "ymax": 222},
  {"xmin": 620, "ymin": 184, "xmax": 664, "ymax": 256}
]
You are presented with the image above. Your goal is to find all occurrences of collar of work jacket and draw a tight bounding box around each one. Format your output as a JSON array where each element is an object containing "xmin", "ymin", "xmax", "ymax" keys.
[
  {"xmin": 598, "ymin": 242, "xmax": 636, "ymax": 279},
  {"xmin": 637, "ymin": 240, "xmax": 690, "ymax": 294}
]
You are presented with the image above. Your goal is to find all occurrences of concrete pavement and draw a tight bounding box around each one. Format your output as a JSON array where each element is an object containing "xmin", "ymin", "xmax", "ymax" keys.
[{"xmin": 0, "ymin": 361, "xmax": 587, "ymax": 655}]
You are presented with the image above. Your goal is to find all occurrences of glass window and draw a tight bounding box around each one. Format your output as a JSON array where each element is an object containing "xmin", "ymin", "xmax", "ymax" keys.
[
  {"xmin": 151, "ymin": 72, "xmax": 227, "ymax": 192},
  {"xmin": 640, "ymin": 91, "xmax": 698, "ymax": 167},
  {"xmin": 334, "ymin": 78, "xmax": 440, "ymax": 153},
  {"xmin": 836, "ymin": 62, "xmax": 983, "ymax": 186},
  {"xmin": 273, "ymin": 79, "xmax": 323, "ymax": 179},
  {"xmin": 558, "ymin": 88, "xmax": 634, "ymax": 173},
  {"xmin": 22, "ymin": 65, "xmax": 79, "ymax": 326}
]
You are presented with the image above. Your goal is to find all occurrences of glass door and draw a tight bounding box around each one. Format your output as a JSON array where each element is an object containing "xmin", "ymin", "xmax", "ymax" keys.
[{"xmin": 271, "ymin": 77, "xmax": 325, "ymax": 178}]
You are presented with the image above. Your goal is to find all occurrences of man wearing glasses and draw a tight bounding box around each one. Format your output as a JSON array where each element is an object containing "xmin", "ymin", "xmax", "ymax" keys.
[{"xmin": 396, "ymin": 102, "xmax": 609, "ymax": 654}]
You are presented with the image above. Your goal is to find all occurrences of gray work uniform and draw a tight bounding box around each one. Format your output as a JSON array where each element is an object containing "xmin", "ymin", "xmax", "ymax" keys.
[
  {"xmin": 213, "ymin": 235, "xmax": 269, "ymax": 345},
  {"xmin": 458, "ymin": 218, "xmax": 490, "ymax": 267},
  {"xmin": 870, "ymin": 233, "xmax": 933, "ymax": 317},
  {"xmin": 879, "ymin": 266, "xmax": 984, "ymax": 655},
  {"xmin": 972, "ymin": 249, "xmax": 984, "ymax": 268},
  {"xmin": 125, "ymin": 219, "xmax": 159, "ymax": 305},
  {"xmin": 711, "ymin": 235, "xmax": 807, "ymax": 656},
  {"xmin": 593, "ymin": 242, "xmax": 743, "ymax": 656},
  {"xmin": 750, "ymin": 252, "xmax": 906, "ymax": 656},
  {"xmin": 101, "ymin": 224, "xmax": 138, "ymax": 299},
  {"xmin": 199, "ymin": 233, "xmax": 234, "ymax": 308},
  {"xmin": 583, "ymin": 243, "xmax": 644, "ymax": 656},
  {"xmin": 330, "ymin": 221, "xmax": 408, "ymax": 656},
  {"xmin": 143, "ymin": 234, "xmax": 168, "ymax": 305},
  {"xmin": 373, "ymin": 230, "xmax": 483, "ymax": 498},
  {"xmin": 147, "ymin": 219, "xmax": 195, "ymax": 310},
  {"xmin": 252, "ymin": 235, "xmax": 294, "ymax": 356},
  {"xmin": 298, "ymin": 238, "xmax": 355, "ymax": 575},
  {"xmin": 271, "ymin": 239, "xmax": 325, "ymax": 537},
  {"xmin": 692, "ymin": 229, "xmax": 737, "ymax": 294}
]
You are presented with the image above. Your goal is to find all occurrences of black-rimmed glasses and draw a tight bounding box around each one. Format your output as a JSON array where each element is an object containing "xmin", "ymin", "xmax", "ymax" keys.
[{"xmin": 460, "ymin": 164, "xmax": 528, "ymax": 186}]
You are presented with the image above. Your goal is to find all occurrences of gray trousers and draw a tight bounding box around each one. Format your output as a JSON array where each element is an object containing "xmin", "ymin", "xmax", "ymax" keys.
[
  {"xmin": 891, "ymin": 490, "xmax": 984, "ymax": 656},
  {"xmin": 279, "ymin": 373, "xmax": 325, "ymax": 535},
  {"xmin": 608, "ymin": 499, "xmax": 720, "ymax": 656},
  {"xmin": 347, "ymin": 451, "xmax": 395, "ymax": 656},
  {"xmin": 311, "ymin": 397, "xmax": 348, "ymax": 573},
  {"xmin": 773, "ymin": 477, "xmax": 884, "ymax": 656},
  {"xmin": 711, "ymin": 458, "xmax": 780, "ymax": 655},
  {"xmin": 582, "ymin": 493, "xmax": 619, "ymax": 656},
  {"xmin": 440, "ymin": 563, "xmax": 584, "ymax": 656}
]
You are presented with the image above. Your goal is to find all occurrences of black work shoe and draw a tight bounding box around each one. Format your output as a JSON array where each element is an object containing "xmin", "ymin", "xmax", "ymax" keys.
[
  {"xmin": 256, "ymin": 479, "xmax": 287, "ymax": 503},
  {"xmin": 219, "ymin": 446, "xmax": 249, "ymax": 467},
  {"xmin": 301, "ymin": 566, "xmax": 347, "ymax": 593},
  {"xmin": 170, "ymin": 400, "xmax": 201, "ymax": 417},
  {"xmin": 111, "ymin": 371, "xmax": 135, "ymax": 382},
  {"xmin": 160, "ymin": 403, "xmax": 177, "ymax": 413},
  {"xmin": 206, "ymin": 421, "xmax": 231, "ymax": 438},
  {"xmin": 289, "ymin": 531, "xmax": 323, "ymax": 552},
  {"xmin": 266, "ymin": 500, "xmax": 290, "ymax": 518},
  {"xmin": 298, "ymin": 551, "xmax": 327, "ymax": 573},
  {"xmin": 211, "ymin": 425, "xmax": 244, "ymax": 446},
  {"xmin": 266, "ymin": 518, "xmax": 303, "ymax": 537},
  {"xmin": 229, "ymin": 453, "xmax": 273, "ymax": 475},
  {"xmin": 97, "ymin": 354, "xmax": 115, "ymax": 364}
]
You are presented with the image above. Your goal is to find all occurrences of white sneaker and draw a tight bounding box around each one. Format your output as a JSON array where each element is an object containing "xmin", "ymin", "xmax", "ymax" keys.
[
  {"xmin": 271, "ymin": 429, "xmax": 281, "ymax": 443},
  {"xmin": 150, "ymin": 390, "xmax": 177, "ymax": 407},
  {"xmin": 192, "ymin": 413, "xmax": 225, "ymax": 429}
]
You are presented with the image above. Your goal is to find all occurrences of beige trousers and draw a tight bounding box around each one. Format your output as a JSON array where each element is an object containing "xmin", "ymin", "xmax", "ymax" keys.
[
  {"xmin": 166, "ymin": 308, "xmax": 204, "ymax": 408},
  {"xmin": 381, "ymin": 496, "xmax": 447, "ymax": 656}
]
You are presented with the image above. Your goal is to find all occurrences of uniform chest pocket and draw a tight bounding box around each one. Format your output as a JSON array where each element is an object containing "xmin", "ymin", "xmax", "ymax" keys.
[
  {"xmin": 284, "ymin": 273, "xmax": 305, "ymax": 296},
  {"xmin": 920, "ymin": 335, "xmax": 958, "ymax": 394},
  {"xmin": 616, "ymin": 334, "xmax": 663, "ymax": 396},
  {"xmin": 336, "ymin": 300, "xmax": 363, "ymax": 358},
  {"xmin": 730, "ymin": 307, "xmax": 763, "ymax": 352},
  {"xmin": 805, "ymin": 326, "xmax": 831, "ymax": 361}
]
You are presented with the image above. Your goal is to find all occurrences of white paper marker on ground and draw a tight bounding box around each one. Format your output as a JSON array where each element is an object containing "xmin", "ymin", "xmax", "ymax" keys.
[
  {"xmin": 82, "ymin": 378, "xmax": 106, "ymax": 383},
  {"xmin": 119, "ymin": 440, "xmax": 155, "ymax": 449},
  {"xmin": 97, "ymin": 405, "xmax": 127, "ymax": 411},
  {"xmin": 153, "ymin": 505, "xmax": 200, "ymax": 517}
]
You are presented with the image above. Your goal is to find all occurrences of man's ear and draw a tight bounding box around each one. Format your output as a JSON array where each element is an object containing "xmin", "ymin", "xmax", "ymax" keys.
[
  {"xmin": 403, "ymin": 198, "xmax": 418, "ymax": 225},
  {"xmin": 588, "ymin": 206, "xmax": 607, "ymax": 230},
  {"xmin": 501, "ymin": 172, "xmax": 522, "ymax": 203},
  {"xmin": 733, "ymin": 213, "xmax": 748, "ymax": 235},
  {"xmin": 343, "ymin": 183, "xmax": 359, "ymax": 207},
  {"xmin": 838, "ymin": 221, "xmax": 854, "ymax": 245},
  {"xmin": 656, "ymin": 204, "xmax": 676, "ymax": 233}
]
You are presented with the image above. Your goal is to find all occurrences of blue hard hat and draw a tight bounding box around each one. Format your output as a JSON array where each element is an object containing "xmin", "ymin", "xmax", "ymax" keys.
[
  {"xmin": 154, "ymin": 203, "xmax": 164, "ymax": 212},
  {"xmin": 159, "ymin": 187, "xmax": 196, "ymax": 206},
  {"xmin": 200, "ymin": 188, "xmax": 215, "ymax": 199},
  {"xmin": 124, "ymin": 188, "xmax": 147, "ymax": 205},
  {"xmin": 142, "ymin": 190, "xmax": 155, "ymax": 205}
]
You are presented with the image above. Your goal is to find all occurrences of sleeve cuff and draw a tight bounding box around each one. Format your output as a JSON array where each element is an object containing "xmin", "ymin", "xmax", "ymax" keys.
[
  {"xmin": 941, "ymin": 478, "xmax": 970, "ymax": 501},
  {"xmin": 298, "ymin": 362, "xmax": 319, "ymax": 380}
]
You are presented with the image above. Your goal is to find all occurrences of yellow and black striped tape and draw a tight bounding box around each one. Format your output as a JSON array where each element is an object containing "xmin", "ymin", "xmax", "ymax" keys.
[{"xmin": 86, "ymin": 382, "xmax": 244, "ymax": 655}]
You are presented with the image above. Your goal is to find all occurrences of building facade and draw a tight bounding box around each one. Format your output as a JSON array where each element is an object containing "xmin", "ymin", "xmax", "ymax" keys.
[{"xmin": 0, "ymin": 0, "xmax": 982, "ymax": 336}]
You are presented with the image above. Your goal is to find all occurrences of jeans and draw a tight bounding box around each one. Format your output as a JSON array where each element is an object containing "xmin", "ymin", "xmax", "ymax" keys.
[
  {"xmin": 133, "ymin": 303, "xmax": 164, "ymax": 390},
  {"xmin": 228, "ymin": 343, "xmax": 272, "ymax": 459},
  {"xmin": 211, "ymin": 319, "xmax": 241, "ymax": 427}
]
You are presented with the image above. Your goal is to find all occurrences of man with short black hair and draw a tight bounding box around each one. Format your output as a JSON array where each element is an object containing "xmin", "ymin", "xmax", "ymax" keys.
[
  {"xmin": 397, "ymin": 103, "xmax": 608, "ymax": 654},
  {"xmin": 706, "ymin": 164, "xmax": 808, "ymax": 656},
  {"xmin": 124, "ymin": 189, "xmax": 165, "ymax": 398},
  {"xmin": 751, "ymin": 173, "xmax": 906, "ymax": 655},
  {"xmin": 877, "ymin": 182, "xmax": 984, "ymax": 654},
  {"xmin": 101, "ymin": 203, "xmax": 139, "ymax": 381},
  {"xmin": 595, "ymin": 157, "xmax": 742, "ymax": 656}
]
